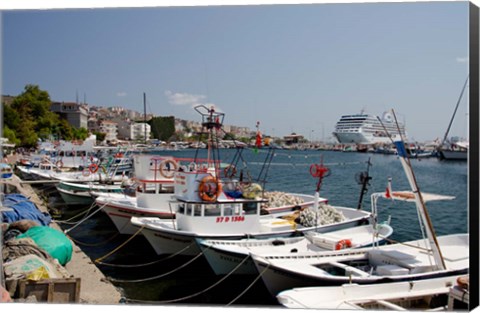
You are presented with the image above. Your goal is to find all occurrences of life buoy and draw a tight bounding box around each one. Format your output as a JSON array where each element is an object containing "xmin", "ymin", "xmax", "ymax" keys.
[
  {"xmin": 198, "ymin": 175, "xmax": 222, "ymax": 202},
  {"xmin": 55, "ymin": 160, "xmax": 64, "ymax": 168},
  {"xmin": 89, "ymin": 163, "xmax": 99, "ymax": 174},
  {"xmin": 223, "ymin": 164, "xmax": 237, "ymax": 178},
  {"xmin": 159, "ymin": 159, "xmax": 178, "ymax": 178},
  {"xmin": 335, "ymin": 239, "xmax": 352, "ymax": 250},
  {"xmin": 82, "ymin": 168, "xmax": 91, "ymax": 177}
]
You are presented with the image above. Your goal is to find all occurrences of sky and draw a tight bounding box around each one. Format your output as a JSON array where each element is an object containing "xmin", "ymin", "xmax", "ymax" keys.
[{"xmin": 0, "ymin": 0, "xmax": 472, "ymax": 142}]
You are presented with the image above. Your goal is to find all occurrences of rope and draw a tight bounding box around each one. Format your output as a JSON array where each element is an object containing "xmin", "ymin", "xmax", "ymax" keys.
[
  {"xmin": 381, "ymin": 236, "xmax": 431, "ymax": 252},
  {"xmin": 53, "ymin": 202, "xmax": 98, "ymax": 224},
  {"xmin": 66, "ymin": 231, "xmax": 120, "ymax": 247},
  {"xmin": 123, "ymin": 252, "xmax": 251, "ymax": 304},
  {"xmin": 96, "ymin": 242, "xmax": 196, "ymax": 268},
  {"xmin": 63, "ymin": 202, "xmax": 108, "ymax": 234},
  {"xmin": 94, "ymin": 226, "xmax": 145, "ymax": 263},
  {"xmin": 226, "ymin": 262, "xmax": 270, "ymax": 306},
  {"xmin": 108, "ymin": 245, "xmax": 209, "ymax": 284}
]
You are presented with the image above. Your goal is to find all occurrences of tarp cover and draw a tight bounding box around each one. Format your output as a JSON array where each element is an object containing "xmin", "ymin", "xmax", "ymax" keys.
[
  {"xmin": 1, "ymin": 194, "xmax": 52, "ymax": 226},
  {"xmin": 17, "ymin": 226, "xmax": 73, "ymax": 266}
]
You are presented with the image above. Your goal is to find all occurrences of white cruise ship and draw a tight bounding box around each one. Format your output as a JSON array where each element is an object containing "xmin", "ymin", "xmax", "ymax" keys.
[{"xmin": 332, "ymin": 111, "xmax": 407, "ymax": 145}]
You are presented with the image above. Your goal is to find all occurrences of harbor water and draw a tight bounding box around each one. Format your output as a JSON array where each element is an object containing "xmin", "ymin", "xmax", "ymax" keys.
[{"xmin": 37, "ymin": 148, "xmax": 468, "ymax": 307}]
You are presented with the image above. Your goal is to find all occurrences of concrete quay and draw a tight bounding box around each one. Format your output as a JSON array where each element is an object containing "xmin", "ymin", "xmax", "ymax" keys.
[{"xmin": 2, "ymin": 175, "xmax": 124, "ymax": 304}]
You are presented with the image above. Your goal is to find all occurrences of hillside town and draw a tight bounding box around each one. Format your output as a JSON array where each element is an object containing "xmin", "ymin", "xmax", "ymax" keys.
[{"xmin": 2, "ymin": 94, "xmax": 315, "ymax": 150}]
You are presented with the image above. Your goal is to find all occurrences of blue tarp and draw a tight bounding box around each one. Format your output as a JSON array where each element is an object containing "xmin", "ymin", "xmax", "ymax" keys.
[{"xmin": 1, "ymin": 194, "xmax": 52, "ymax": 226}]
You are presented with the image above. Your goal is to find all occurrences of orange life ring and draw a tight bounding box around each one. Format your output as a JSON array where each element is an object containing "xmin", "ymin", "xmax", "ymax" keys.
[
  {"xmin": 159, "ymin": 159, "xmax": 178, "ymax": 178},
  {"xmin": 335, "ymin": 239, "xmax": 352, "ymax": 250},
  {"xmin": 198, "ymin": 175, "xmax": 222, "ymax": 202},
  {"xmin": 89, "ymin": 163, "xmax": 99, "ymax": 174}
]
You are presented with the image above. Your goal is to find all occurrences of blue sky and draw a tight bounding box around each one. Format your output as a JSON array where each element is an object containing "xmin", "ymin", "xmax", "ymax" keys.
[{"xmin": 1, "ymin": 1, "xmax": 470, "ymax": 142}]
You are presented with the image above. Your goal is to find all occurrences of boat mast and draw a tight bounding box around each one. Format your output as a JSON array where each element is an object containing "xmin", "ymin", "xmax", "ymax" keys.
[
  {"xmin": 143, "ymin": 92, "xmax": 147, "ymax": 145},
  {"xmin": 440, "ymin": 75, "xmax": 469, "ymax": 147},
  {"xmin": 392, "ymin": 110, "xmax": 446, "ymax": 270}
]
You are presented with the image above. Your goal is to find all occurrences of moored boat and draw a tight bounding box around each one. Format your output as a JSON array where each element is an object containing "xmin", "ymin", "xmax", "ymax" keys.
[
  {"xmin": 276, "ymin": 274, "xmax": 465, "ymax": 310},
  {"xmin": 198, "ymin": 222, "xmax": 393, "ymax": 276}
]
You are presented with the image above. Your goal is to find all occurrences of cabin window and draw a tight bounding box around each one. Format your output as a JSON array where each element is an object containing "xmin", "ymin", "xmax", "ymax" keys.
[{"xmin": 243, "ymin": 202, "xmax": 258, "ymax": 215}]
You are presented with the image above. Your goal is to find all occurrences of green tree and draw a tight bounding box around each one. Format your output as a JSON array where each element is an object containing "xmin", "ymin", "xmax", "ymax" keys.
[
  {"xmin": 2, "ymin": 126, "xmax": 20, "ymax": 146},
  {"xmin": 149, "ymin": 116, "xmax": 175, "ymax": 141},
  {"xmin": 93, "ymin": 131, "xmax": 106, "ymax": 143},
  {"xmin": 72, "ymin": 127, "xmax": 89, "ymax": 140},
  {"xmin": 6, "ymin": 84, "xmax": 73, "ymax": 147}
]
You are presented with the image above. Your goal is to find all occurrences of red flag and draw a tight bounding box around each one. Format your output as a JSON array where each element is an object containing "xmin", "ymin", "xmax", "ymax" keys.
[{"xmin": 255, "ymin": 131, "xmax": 262, "ymax": 148}]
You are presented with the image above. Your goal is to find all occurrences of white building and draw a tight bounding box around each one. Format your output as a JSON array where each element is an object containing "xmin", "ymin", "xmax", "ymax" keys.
[
  {"xmin": 99, "ymin": 120, "xmax": 118, "ymax": 142},
  {"xmin": 130, "ymin": 123, "xmax": 151, "ymax": 141}
]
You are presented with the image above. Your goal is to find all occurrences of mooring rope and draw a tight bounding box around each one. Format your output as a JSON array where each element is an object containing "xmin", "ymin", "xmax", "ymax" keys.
[
  {"xmin": 94, "ymin": 226, "xmax": 145, "ymax": 264},
  {"xmin": 96, "ymin": 241, "xmax": 196, "ymax": 268},
  {"xmin": 123, "ymin": 252, "xmax": 251, "ymax": 304},
  {"xmin": 66, "ymin": 231, "xmax": 120, "ymax": 247},
  {"xmin": 108, "ymin": 245, "xmax": 209, "ymax": 284},
  {"xmin": 53, "ymin": 201, "xmax": 98, "ymax": 224},
  {"xmin": 63, "ymin": 202, "xmax": 108, "ymax": 234},
  {"xmin": 226, "ymin": 262, "xmax": 270, "ymax": 306}
]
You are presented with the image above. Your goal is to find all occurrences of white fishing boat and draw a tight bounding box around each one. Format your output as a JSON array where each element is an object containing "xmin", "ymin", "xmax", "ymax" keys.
[
  {"xmin": 250, "ymin": 137, "xmax": 469, "ymax": 297},
  {"xmin": 96, "ymin": 154, "xmax": 178, "ymax": 234},
  {"xmin": 198, "ymin": 222, "xmax": 393, "ymax": 275},
  {"xmin": 56, "ymin": 180, "xmax": 127, "ymax": 206},
  {"xmin": 277, "ymin": 274, "xmax": 465, "ymax": 310},
  {"xmin": 19, "ymin": 135, "xmax": 98, "ymax": 169},
  {"xmin": 17, "ymin": 152, "xmax": 132, "ymax": 183},
  {"xmin": 130, "ymin": 105, "xmax": 372, "ymax": 256},
  {"xmin": 95, "ymin": 144, "xmax": 328, "ymax": 235}
]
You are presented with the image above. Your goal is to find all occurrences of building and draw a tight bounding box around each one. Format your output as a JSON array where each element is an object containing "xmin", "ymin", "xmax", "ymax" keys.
[
  {"xmin": 283, "ymin": 133, "xmax": 305, "ymax": 145},
  {"xmin": 130, "ymin": 123, "xmax": 151, "ymax": 142},
  {"xmin": 99, "ymin": 120, "xmax": 118, "ymax": 142},
  {"xmin": 50, "ymin": 102, "xmax": 89, "ymax": 129}
]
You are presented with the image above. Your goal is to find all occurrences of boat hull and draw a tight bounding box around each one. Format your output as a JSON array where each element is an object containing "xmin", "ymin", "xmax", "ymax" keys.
[
  {"xmin": 97, "ymin": 196, "xmax": 175, "ymax": 235},
  {"xmin": 199, "ymin": 224, "xmax": 393, "ymax": 276},
  {"xmin": 439, "ymin": 150, "xmax": 468, "ymax": 161},
  {"xmin": 132, "ymin": 206, "xmax": 371, "ymax": 257}
]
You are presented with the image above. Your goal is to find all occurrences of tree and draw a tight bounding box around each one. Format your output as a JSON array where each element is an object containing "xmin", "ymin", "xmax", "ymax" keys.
[
  {"xmin": 4, "ymin": 84, "xmax": 79, "ymax": 147},
  {"xmin": 149, "ymin": 116, "xmax": 175, "ymax": 141},
  {"xmin": 2, "ymin": 126, "xmax": 20, "ymax": 146},
  {"xmin": 93, "ymin": 131, "xmax": 106, "ymax": 143}
]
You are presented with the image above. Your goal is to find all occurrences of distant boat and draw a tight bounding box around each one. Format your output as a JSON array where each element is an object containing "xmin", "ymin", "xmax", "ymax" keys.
[
  {"xmin": 437, "ymin": 76, "xmax": 469, "ymax": 161},
  {"xmin": 438, "ymin": 141, "xmax": 468, "ymax": 161},
  {"xmin": 332, "ymin": 111, "xmax": 407, "ymax": 145}
]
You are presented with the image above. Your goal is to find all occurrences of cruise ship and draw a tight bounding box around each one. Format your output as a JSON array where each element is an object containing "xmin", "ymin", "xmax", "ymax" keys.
[{"xmin": 332, "ymin": 111, "xmax": 407, "ymax": 145}]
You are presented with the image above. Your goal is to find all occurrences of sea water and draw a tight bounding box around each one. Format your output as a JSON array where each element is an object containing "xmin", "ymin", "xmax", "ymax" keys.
[{"xmin": 46, "ymin": 148, "xmax": 469, "ymax": 307}]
